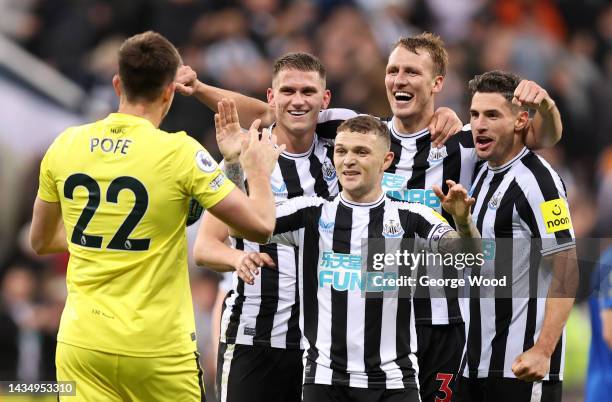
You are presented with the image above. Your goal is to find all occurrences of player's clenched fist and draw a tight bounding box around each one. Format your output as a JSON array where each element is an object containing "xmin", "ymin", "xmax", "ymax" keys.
[
  {"xmin": 511, "ymin": 346, "xmax": 550, "ymax": 382},
  {"xmin": 428, "ymin": 107, "xmax": 463, "ymax": 149},
  {"xmin": 240, "ymin": 121, "xmax": 285, "ymax": 177},
  {"xmin": 512, "ymin": 79, "xmax": 555, "ymax": 113},
  {"xmin": 234, "ymin": 252, "xmax": 276, "ymax": 285},
  {"xmin": 175, "ymin": 65, "xmax": 199, "ymax": 96}
]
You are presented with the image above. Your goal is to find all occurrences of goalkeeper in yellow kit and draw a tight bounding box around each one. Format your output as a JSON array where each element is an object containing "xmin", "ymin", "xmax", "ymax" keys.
[{"xmin": 28, "ymin": 31, "xmax": 283, "ymax": 401}]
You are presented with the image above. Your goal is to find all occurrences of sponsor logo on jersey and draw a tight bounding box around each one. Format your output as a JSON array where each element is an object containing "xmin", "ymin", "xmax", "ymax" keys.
[
  {"xmin": 318, "ymin": 218, "xmax": 335, "ymax": 232},
  {"xmin": 319, "ymin": 251, "xmax": 362, "ymax": 291},
  {"xmin": 195, "ymin": 150, "xmax": 218, "ymax": 173},
  {"xmin": 427, "ymin": 145, "xmax": 448, "ymax": 164},
  {"xmin": 322, "ymin": 160, "xmax": 337, "ymax": 182},
  {"xmin": 483, "ymin": 239, "xmax": 496, "ymax": 260},
  {"xmin": 271, "ymin": 182, "xmax": 288, "ymax": 197},
  {"xmin": 381, "ymin": 172, "xmax": 406, "ymax": 191},
  {"xmin": 382, "ymin": 219, "xmax": 404, "ymax": 238},
  {"xmin": 318, "ymin": 251, "xmax": 400, "ymax": 292},
  {"xmin": 540, "ymin": 198, "xmax": 572, "ymax": 233},
  {"xmin": 208, "ymin": 173, "xmax": 226, "ymax": 191},
  {"xmin": 386, "ymin": 188, "xmax": 441, "ymax": 208}
]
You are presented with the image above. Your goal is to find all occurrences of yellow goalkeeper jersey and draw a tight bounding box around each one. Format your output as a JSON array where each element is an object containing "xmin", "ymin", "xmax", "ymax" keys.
[{"xmin": 37, "ymin": 112, "xmax": 234, "ymax": 356}]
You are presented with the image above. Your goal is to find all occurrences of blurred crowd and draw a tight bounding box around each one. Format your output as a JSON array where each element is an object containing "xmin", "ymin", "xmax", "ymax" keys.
[{"xmin": 1, "ymin": 0, "xmax": 611, "ymax": 400}]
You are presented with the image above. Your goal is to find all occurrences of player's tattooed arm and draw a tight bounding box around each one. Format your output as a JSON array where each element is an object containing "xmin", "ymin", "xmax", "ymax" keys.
[
  {"xmin": 223, "ymin": 162, "xmax": 246, "ymax": 192},
  {"xmin": 433, "ymin": 179, "xmax": 481, "ymax": 256},
  {"xmin": 438, "ymin": 220, "xmax": 481, "ymax": 256}
]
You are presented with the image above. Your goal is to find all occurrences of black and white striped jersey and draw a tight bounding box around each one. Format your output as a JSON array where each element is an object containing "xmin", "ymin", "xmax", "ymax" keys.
[
  {"xmin": 271, "ymin": 192, "xmax": 454, "ymax": 389},
  {"xmin": 382, "ymin": 119, "xmax": 479, "ymax": 325},
  {"xmin": 317, "ymin": 109, "xmax": 481, "ymax": 325},
  {"xmin": 462, "ymin": 147, "xmax": 575, "ymax": 380},
  {"xmin": 220, "ymin": 134, "xmax": 339, "ymax": 349}
]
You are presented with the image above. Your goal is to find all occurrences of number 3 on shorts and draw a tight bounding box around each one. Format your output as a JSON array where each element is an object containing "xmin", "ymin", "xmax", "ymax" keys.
[{"xmin": 435, "ymin": 373, "xmax": 453, "ymax": 402}]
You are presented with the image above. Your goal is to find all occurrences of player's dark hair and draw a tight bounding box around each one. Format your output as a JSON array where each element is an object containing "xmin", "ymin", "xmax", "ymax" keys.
[
  {"xmin": 118, "ymin": 31, "xmax": 181, "ymax": 102},
  {"xmin": 394, "ymin": 32, "xmax": 448, "ymax": 77},
  {"xmin": 273, "ymin": 52, "xmax": 326, "ymax": 81},
  {"xmin": 337, "ymin": 115, "xmax": 390, "ymax": 150},
  {"xmin": 468, "ymin": 70, "xmax": 522, "ymax": 104}
]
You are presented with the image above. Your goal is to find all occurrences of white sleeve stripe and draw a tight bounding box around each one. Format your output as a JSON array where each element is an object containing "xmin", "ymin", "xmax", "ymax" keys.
[
  {"xmin": 317, "ymin": 108, "xmax": 359, "ymax": 123},
  {"xmin": 540, "ymin": 241, "xmax": 576, "ymax": 256}
]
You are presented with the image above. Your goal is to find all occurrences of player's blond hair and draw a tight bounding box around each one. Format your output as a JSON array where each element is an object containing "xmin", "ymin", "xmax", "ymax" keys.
[{"xmin": 393, "ymin": 33, "xmax": 448, "ymax": 77}]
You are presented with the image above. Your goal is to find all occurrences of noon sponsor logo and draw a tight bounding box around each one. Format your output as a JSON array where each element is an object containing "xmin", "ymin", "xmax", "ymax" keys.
[{"xmin": 540, "ymin": 198, "xmax": 572, "ymax": 233}]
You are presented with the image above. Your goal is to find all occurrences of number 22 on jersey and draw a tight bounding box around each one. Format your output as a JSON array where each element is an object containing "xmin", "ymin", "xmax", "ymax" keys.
[{"xmin": 64, "ymin": 173, "xmax": 150, "ymax": 251}]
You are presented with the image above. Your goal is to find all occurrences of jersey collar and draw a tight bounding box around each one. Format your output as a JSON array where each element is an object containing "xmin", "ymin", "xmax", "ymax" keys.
[
  {"xmin": 106, "ymin": 113, "xmax": 155, "ymax": 128},
  {"xmin": 390, "ymin": 117, "xmax": 430, "ymax": 139},
  {"xmin": 487, "ymin": 147, "xmax": 529, "ymax": 172},
  {"xmin": 268, "ymin": 122, "xmax": 318, "ymax": 159},
  {"xmin": 339, "ymin": 191, "xmax": 385, "ymax": 209}
]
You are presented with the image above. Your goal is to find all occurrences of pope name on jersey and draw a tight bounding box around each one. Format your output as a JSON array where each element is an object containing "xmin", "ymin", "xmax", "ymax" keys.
[
  {"xmin": 38, "ymin": 112, "xmax": 235, "ymax": 356},
  {"xmin": 221, "ymin": 133, "xmax": 338, "ymax": 349},
  {"xmin": 269, "ymin": 193, "xmax": 454, "ymax": 388}
]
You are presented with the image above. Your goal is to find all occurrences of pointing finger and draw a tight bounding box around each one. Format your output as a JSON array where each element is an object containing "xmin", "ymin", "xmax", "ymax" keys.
[
  {"xmin": 260, "ymin": 252, "xmax": 276, "ymax": 268},
  {"xmin": 432, "ymin": 184, "xmax": 445, "ymax": 200}
]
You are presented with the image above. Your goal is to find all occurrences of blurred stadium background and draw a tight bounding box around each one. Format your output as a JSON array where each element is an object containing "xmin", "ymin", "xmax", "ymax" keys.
[{"xmin": 1, "ymin": 0, "xmax": 611, "ymax": 401}]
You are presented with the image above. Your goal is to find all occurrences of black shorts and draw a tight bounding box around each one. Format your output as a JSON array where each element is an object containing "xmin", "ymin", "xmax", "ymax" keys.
[
  {"xmin": 303, "ymin": 384, "xmax": 420, "ymax": 402},
  {"xmin": 416, "ymin": 323, "xmax": 465, "ymax": 402},
  {"xmin": 455, "ymin": 376, "xmax": 562, "ymax": 402},
  {"xmin": 216, "ymin": 342, "xmax": 303, "ymax": 402}
]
